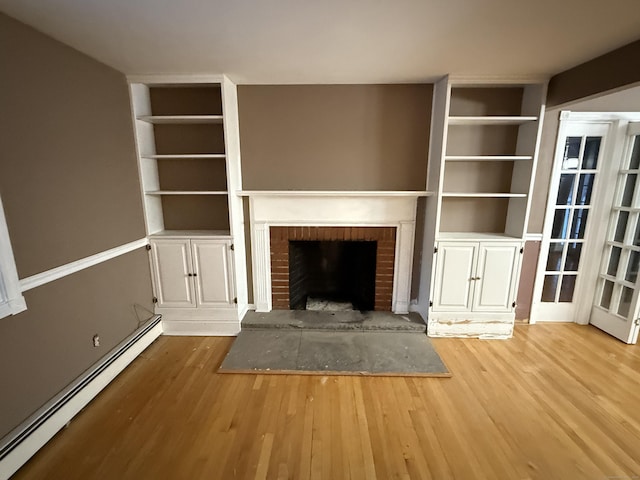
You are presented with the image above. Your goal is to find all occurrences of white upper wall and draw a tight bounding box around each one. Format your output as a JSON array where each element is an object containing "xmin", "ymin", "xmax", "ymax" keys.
[{"xmin": 0, "ymin": 1, "xmax": 639, "ymax": 83}]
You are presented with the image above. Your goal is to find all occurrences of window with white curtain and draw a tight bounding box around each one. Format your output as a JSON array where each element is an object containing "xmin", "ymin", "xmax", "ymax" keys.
[{"xmin": 0, "ymin": 195, "xmax": 26, "ymax": 319}]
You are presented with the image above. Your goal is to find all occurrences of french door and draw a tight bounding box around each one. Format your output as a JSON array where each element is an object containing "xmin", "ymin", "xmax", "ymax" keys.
[
  {"xmin": 532, "ymin": 122, "xmax": 610, "ymax": 322},
  {"xmin": 590, "ymin": 124, "xmax": 640, "ymax": 344}
]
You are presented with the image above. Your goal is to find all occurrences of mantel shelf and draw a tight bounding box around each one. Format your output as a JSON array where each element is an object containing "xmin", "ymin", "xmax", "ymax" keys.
[
  {"xmin": 237, "ymin": 190, "xmax": 434, "ymax": 197},
  {"xmin": 136, "ymin": 115, "xmax": 224, "ymax": 124},
  {"xmin": 448, "ymin": 116, "xmax": 538, "ymax": 125}
]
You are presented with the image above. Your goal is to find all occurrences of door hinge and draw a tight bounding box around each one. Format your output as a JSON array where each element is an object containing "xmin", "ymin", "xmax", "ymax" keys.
[
  {"xmin": 429, "ymin": 300, "xmax": 433, "ymax": 307},
  {"xmin": 230, "ymin": 244, "xmax": 234, "ymax": 251},
  {"xmin": 512, "ymin": 301, "xmax": 516, "ymax": 308},
  {"xmin": 634, "ymin": 318, "xmax": 640, "ymax": 326},
  {"xmin": 146, "ymin": 244, "xmax": 151, "ymax": 251},
  {"xmin": 520, "ymin": 247, "xmax": 524, "ymax": 254},
  {"xmin": 234, "ymin": 297, "xmax": 238, "ymax": 304},
  {"xmin": 152, "ymin": 297, "xmax": 158, "ymax": 304},
  {"xmin": 434, "ymin": 247, "xmax": 438, "ymax": 254}
]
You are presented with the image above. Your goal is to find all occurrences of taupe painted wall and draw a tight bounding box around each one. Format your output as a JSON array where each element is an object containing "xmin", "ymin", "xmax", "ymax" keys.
[
  {"xmin": 0, "ymin": 250, "xmax": 153, "ymax": 437},
  {"xmin": 547, "ymin": 39, "xmax": 640, "ymax": 108},
  {"xmin": 237, "ymin": 85, "xmax": 432, "ymax": 191},
  {"xmin": 515, "ymin": 241, "xmax": 540, "ymax": 321},
  {"xmin": 0, "ymin": 13, "xmax": 146, "ymax": 277},
  {"xmin": 0, "ymin": 14, "xmax": 152, "ymax": 438}
]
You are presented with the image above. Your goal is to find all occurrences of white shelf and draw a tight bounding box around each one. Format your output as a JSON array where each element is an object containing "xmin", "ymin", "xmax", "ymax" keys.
[
  {"xmin": 136, "ymin": 115, "xmax": 224, "ymax": 124},
  {"xmin": 442, "ymin": 193, "xmax": 527, "ymax": 198},
  {"xmin": 445, "ymin": 155, "xmax": 532, "ymax": 162},
  {"xmin": 149, "ymin": 229, "xmax": 232, "ymax": 238},
  {"xmin": 237, "ymin": 190, "xmax": 434, "ymax": 197},
  {"xmin": 140, "ymin": 154, "xmax": 226, "ymax": 160},
  {"xmin": 145, "ymin": 190, "xmax": 228, "ymax": 196},
  {"xmin": 437, "ymin": 232, "xmax": 522, "ymax": 241},
  {"xmin": 448, "ymin": 116, "xmax": 538, "ymax": 126}
]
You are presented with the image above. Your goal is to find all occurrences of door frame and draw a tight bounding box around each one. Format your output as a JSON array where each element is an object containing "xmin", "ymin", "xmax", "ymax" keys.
[{"xmin": 531, "ymin": 111, "xmax": 640, "ymax": 324}]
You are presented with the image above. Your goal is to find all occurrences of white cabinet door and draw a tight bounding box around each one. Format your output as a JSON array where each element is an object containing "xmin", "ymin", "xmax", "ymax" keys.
[
  {"xmin": 150, "ymin": 239, "xmax": 195, "ymax": 308},
  {"xmin": 192, "ymin": 240, "xmax": 235, "ymax": 307},
  {"xmin": 473, "ymin": 243, "xmax": 520, "ymax": 312},
  {"xmin": 432, "ymin": 242, "xmax": 477, "ymax": 312}
]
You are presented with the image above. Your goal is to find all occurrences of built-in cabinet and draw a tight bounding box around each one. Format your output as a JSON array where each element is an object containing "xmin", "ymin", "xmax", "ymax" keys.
[
  {"xmin": 150, "ymin": 237, "xmax": 235, "ymax": 309},
  {"xmin": 129, "ymin": 75, "xmax": 248, "ymax": 335},
  {"xmin": 432, "ymin": 241, "xmax": 521, "ymax": 314},
  {"xmin": 424, "ymin": 76, "xmax": 546, "ymax": 338}
]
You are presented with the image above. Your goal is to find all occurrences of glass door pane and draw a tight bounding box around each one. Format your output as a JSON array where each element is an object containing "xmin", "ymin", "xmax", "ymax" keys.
[
  {"xmin": 595, "ymin": 134, "xmax": 640, "ymax": 315},
  {"xmin": 542, "ymin": 136, "xmax": 601, "ymax": 303}
]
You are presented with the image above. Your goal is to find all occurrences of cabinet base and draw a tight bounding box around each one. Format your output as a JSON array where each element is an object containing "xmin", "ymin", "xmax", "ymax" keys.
[
  {"xmin": 162, "ymin": 320, "xmax": 240, "ymax": 336},
  {"xmin": 427, "ymin": 313, "xmax": 514, "ymax": 339},
  {"xmin": 157, "ymin": 306, "xmax": 242, "ymax": 336}
]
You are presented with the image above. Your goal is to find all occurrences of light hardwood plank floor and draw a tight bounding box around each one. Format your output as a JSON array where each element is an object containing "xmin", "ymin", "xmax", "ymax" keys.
[{"xmin": 13, "ymin": 324, "xmax": 640, "ymax": 480}]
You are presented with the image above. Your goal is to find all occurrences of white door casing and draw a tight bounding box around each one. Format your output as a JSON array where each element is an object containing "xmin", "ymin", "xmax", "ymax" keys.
[{"xmin": 150, "ymin": 239, "xmax": 195, "ymax": 308}]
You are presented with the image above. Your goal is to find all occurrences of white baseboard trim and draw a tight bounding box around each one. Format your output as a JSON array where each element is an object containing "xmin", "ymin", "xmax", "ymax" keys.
[
  {"xmin": 0, "ymin": 316, "xmax": 162, "ymax": 480},
  {"xmin": 19, "ymin": 238, "xmax": 149, "ymax": 292},
  {"xmin": 162, "ymin": 320, "xmax": 240, "ymax": 336}
]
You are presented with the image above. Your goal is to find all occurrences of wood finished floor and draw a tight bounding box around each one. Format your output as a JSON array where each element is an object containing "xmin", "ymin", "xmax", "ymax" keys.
[{"xmin": 14, "ymin": 324, "xmax": 640, "ymax": 480}]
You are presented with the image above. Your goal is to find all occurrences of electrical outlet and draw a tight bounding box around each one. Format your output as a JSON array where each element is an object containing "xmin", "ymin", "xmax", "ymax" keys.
[{"xmin": 92, "ymin": 334, "xmax": 100, "ymax": 347}]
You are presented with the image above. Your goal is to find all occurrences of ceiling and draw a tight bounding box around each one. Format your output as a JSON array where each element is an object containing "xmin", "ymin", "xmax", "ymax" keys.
[{"xmin": 2, "ymin": 0, "xmax": 640, "ymax": 84}]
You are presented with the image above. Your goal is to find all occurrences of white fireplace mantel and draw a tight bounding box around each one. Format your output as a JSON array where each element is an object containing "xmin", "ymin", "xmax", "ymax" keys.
[{"xmin": 247, "ymin": 192, "xmax": 424, "ymax": 314}]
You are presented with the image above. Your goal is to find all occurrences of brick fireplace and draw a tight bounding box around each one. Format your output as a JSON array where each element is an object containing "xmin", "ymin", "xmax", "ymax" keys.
[
  {"xmin": 270, "ymin": 226, "xmax": 396, "ymax": 311},
  {"xmin": 246, "ymin": 192, "xmax": 423, "ymax": 314}
]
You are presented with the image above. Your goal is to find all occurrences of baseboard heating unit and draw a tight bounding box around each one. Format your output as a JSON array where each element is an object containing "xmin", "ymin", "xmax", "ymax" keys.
[{"xmin": 0, "ymin": 315, "xmax": 163, "ymax": 480}]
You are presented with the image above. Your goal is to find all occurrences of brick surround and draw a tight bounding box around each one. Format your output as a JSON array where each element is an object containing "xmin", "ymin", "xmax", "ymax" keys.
[{"xmin": 270, "ymin": 226, "xmax": 396, "ymax": 311}]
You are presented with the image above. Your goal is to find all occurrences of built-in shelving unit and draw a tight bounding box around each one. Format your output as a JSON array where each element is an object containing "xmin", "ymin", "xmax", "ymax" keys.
[
  {"xmin": 435, "ymin": 80, "xmax": 547, "ymax": 238},
  {"xmin": 129, "ymin": 75, "xmax": 248, "ymax": 335},
  {"xmin": 130, "ymin": 81, "xmax": 231, "ymax": 234},
  {"xmin": 422, "ymin": 75, "xmax": 547, "ymax": 339}
]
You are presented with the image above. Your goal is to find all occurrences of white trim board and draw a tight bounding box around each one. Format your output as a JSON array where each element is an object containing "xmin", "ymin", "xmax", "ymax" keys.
[
  {"xmin": 19, "ymin": 238, "xmax": 149, "ymax": 292},
  {"xmin": 524, "ymin": 233, "xmax": 543, "ymax": 242},
  {"xmin": 0, "ymin": 316, "xmax": 162, "ymax": 480},
  {"xmin": 0, "ymin": 196, "xmax": 26, "ymax": 318}
]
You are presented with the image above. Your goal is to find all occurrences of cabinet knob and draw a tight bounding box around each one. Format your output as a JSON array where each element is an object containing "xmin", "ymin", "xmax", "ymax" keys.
[{"xmin": 188, "ymin": 273, "xmax": 193, "ymax": 277}]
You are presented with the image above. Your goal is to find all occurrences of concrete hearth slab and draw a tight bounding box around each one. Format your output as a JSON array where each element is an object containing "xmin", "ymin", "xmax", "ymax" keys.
[
  {"xmin": 220, "ymin": 330, "xmax": 300, "ymax": 372},
  {"xmin": 241, "ymin": 310, "xmax": 426, "ymax": 332},
  {"xmin": 220, "ymin": 330, "xmax": 449, "ymax": 376},
  {"xmin": 297, "ymin": 332, "xmax": 368, "ymax": 372},
  {"xmin": 219, "ymin": 311, "xmax": 449, "ymax": 376}
]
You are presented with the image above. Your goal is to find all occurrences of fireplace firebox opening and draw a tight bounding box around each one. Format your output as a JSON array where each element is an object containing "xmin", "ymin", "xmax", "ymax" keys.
[
  {"xmin": 270, "ymin": 226, "xmax": 396, "ymax": 312},
  {"xmin": 289, "ymin": 240, "xmax": 376, "ymax": 311}
]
